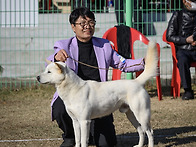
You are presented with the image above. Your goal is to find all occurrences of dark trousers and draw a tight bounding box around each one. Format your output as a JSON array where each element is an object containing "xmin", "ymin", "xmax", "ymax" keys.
[
  {"xmin": 73, "ymin": 0, "xmax": 90, "ymax": 9},
  {"xmin": 176, "ymin": 49, "xmax": 196, "ymax": 90},
  {"xmin": 94, "ymin": 115, "xmax": 117, "ymax": 147},
  {"xmin": 52, "ymin": 97, "xmax": 117, "ymax": 147},
  {"xmin": 52, "ymin": 97, "xmax": 75, "ymax": 142},
  {"xmin": 115, "ymin": 0, "xmax": 124, "ymax": 25}
]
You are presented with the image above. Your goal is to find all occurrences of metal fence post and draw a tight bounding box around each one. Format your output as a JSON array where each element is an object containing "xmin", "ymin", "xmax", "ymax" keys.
[{"xmin": 126, "ymin": 0, "xmax": 133, "ymax": 79}]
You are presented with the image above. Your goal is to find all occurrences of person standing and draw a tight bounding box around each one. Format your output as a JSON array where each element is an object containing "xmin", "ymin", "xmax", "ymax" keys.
[
  {"xmin": 73, "ymin": 0, "xmax": 90, "ymax": 9},
  {"xmin": 115, "ymin": 0, "xmax": 124, "ymax": 25}
]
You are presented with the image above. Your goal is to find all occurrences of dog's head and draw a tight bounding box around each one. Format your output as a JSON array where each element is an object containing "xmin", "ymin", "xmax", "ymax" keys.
[{"xmin": 37, "ymin": 61, "xmax": 66, "ymax": 85}]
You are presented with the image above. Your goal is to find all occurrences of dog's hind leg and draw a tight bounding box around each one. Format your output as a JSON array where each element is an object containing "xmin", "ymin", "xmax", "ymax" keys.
[
  {"xmin": 137, "ymin": 109, "xmax": 154, "ymax": 147},
  {"xmin": 135, "ymin": 108, "xmax": 154, "ymax": 147},
  {"xmin": 80, "ymin": 119, "xmax": 91, "ymax": 147},
  {"xmin": 125, "ymin": 109, "xmax": 145, "ymax": 147},
  {"xmin": 146, "ymin": 128, "xmax": 154, "ymax": 147}
]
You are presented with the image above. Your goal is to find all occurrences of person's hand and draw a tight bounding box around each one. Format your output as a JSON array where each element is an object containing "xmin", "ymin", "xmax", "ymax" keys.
[
  {"xmin": 186, "ymin": 35, "xmax": 194, "ymax": 44},
  {"xmin": 55, "ymin": 49, "xmax": 69, "ymax": 62},
  {"xmin": 186, "ymin": 35, "xmax": 196, "ymax": 46},
  {"xmin": 191, "ymin": 41, "xmax": 196, "ymax": 46},
  {"xmin": 184, "ymin": 0, "xmax": 192, "ymax": 10}
]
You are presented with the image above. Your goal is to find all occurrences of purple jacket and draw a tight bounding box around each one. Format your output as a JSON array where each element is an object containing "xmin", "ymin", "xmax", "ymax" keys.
[{"xmin": 47, "ymin": 36, "xmax": 144, "ymax": 109}]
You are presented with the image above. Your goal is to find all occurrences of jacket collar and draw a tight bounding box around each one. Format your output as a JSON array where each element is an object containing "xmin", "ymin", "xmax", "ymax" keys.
[{"xmin": 183, "ymin": 8, "xmax": 196, "ymax": 17}]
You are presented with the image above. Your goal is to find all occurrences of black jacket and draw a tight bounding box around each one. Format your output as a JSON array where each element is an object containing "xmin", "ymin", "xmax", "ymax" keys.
[{"xmin": 166, "ymin": 9, "xmax": 196, "ymax": 51}]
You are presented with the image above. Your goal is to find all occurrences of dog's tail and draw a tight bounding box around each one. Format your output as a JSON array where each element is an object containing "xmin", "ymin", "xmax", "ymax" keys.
[{"xmin": 135, "ymin": 41, "xmax": 158, "ymax": 85}]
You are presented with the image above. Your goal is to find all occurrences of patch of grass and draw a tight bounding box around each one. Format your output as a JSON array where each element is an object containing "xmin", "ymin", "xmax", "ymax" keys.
[{"xmin": 0, "ymin": 85, "xmax": 196, "ymax": 147}]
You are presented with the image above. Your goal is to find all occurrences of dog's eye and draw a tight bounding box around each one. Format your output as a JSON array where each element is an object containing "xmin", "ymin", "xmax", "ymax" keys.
[{"xmin": 48, "ymin": 71, "xmax": 51, "ymax": 73}]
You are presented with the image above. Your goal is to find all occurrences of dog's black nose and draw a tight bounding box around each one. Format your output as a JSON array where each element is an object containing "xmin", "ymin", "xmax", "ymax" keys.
[{"xmin": 37, "ymin": 76, "xmax": 40, "ymax": 82}]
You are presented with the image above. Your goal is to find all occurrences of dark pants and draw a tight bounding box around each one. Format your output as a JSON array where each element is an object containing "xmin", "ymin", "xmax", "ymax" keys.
[
  {"xmin": 115, "ymin": 0, "xmax": 124, "ymax": 25},
  {"xmin": 94, "ymin": 115, "xmax": 117, "ymax": 147},
  {"xmin": 52, "ymin": 97, "xmax": 117, "ymax": 147},
  {"xmin": 52, "ymin": 97, "xmax": 75, "ymax": 144},
  {"xmin": 176, "ymin": 49, "xmax": 196, "ymax": 90},
  {"xmin": 73, "ymin": 0, "xmax": 90, "ymax": 9}
]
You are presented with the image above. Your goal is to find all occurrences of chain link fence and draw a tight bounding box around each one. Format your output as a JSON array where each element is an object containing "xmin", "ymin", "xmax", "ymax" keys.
[{"xmin": 0, "ymin": 0, "xmax": 183, "ymax": 89}]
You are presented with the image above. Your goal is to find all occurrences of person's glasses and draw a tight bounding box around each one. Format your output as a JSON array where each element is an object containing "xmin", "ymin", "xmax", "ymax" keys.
[{"xmin": 74, "ymin": 20, "xmax": 96, "ymax": 28}]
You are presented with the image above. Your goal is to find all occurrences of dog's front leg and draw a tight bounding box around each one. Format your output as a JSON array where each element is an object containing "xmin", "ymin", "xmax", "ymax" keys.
[
  {"xmin": 72, "ymin": 119, "xmax": 81, "ymax": 147},
  {"xmin": 80, "ymin": 120, "xmax": 91, "ymax": 147}
]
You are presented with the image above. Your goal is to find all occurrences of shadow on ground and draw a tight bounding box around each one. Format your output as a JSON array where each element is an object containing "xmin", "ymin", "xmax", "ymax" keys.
[{"xmin": 117, "ymin": 126, "xmax": 196, "ymax": 146}]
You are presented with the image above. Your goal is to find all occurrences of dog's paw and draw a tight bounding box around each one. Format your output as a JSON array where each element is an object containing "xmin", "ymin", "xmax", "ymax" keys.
[{"xmin": 133, "ymin": 145, "xmax": 141, "ymax": 147}]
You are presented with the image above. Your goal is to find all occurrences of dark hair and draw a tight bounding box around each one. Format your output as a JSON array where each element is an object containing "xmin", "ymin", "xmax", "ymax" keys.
[{"xmin": 69, "ymin": 7, "xmax": 95, "ymax": 24}]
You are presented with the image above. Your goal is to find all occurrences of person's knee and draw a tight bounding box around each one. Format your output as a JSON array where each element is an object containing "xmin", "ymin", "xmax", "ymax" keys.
[
  {"xmin": 177, "ymin": 51, "xmax": 190, "ymax": 65},
  {"xmin": 52, "ymin": 98, "xmax": 66, "ymax": 120},
  {"xmin": 177, "ymin": 57, "xmax": 190, "ymax": 70}
]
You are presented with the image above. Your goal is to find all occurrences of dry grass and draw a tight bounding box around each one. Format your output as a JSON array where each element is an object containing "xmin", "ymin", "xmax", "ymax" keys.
[{"xmin": 0, "ymin": 85, "xmax": 196, "ymax": 147}]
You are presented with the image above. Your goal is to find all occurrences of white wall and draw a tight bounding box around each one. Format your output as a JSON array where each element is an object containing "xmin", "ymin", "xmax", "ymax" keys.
[{"xmin": 0, "ymin": 0, "xmax": 38, "ymax": 27}]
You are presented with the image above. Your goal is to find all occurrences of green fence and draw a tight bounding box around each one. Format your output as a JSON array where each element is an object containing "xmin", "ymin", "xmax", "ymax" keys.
[{"xmin": 0, "ymin": 0, "xmax": 183, "ymax": 89}]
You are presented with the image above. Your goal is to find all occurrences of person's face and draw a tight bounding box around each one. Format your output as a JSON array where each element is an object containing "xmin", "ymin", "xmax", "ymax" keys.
[{"xmin": 71, "ymin": 16, "xmax": 95, "ymax": 42}]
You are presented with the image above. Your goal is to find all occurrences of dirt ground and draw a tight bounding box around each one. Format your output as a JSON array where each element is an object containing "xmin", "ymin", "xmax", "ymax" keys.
[{"xmin": 0, "ymin": 85, "xmax": 196, "ymax": 147}]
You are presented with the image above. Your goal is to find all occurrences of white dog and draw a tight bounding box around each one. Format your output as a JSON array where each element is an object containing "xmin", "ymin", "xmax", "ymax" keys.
[{"xmin": 37, "ymin": 41, "xmax": 158, "ymax": 147}]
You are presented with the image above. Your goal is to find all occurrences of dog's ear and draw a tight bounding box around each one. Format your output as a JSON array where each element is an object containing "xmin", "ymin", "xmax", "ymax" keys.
[
  {"xmin": 45, "ymin": 59, "xmax": 52, "ymax": 65},
  {"xmin": 54, "ymin": 62, "xmax": 64, "ymax": 73}
]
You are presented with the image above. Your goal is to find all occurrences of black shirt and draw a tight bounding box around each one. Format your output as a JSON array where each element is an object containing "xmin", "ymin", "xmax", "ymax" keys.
[{"xmin": 77, "ymin": 38, "xmax": 101, "ymax": 82}]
